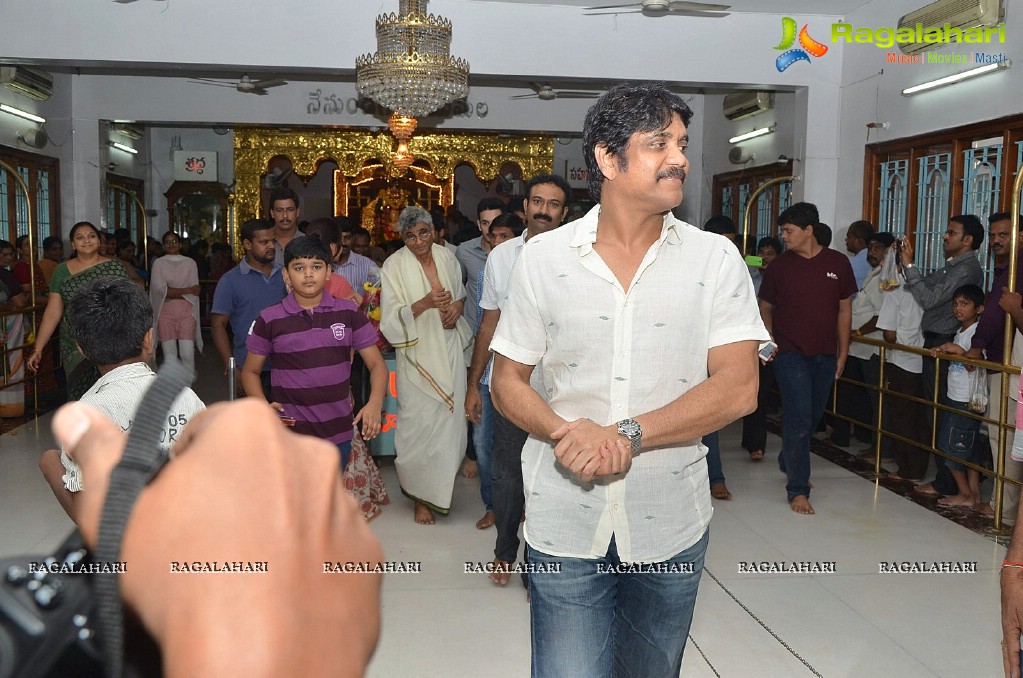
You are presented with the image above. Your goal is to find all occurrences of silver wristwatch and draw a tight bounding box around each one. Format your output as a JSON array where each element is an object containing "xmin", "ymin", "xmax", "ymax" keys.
[{"xmin": 616, "ymin": 418, "xmax": 643, "ymax": 455}]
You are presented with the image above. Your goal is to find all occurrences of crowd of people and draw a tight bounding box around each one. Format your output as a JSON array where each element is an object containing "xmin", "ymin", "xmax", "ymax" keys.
[{"xmin": 15, "ymin": 82, "xmax": 1023, "ymax": 676}]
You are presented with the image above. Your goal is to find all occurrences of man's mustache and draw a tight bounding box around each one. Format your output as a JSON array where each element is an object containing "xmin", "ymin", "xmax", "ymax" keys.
[
  {"xmin": 532, "ymin": 213, "xmax": 552, "ymax": 223},
  {"xmin": 657, "ymin": 167, "xmax": 687, "ymax": 182}
]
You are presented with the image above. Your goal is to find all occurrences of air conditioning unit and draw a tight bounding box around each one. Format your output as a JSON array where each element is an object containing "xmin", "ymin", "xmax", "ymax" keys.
[
  {"xmin": 0, "ymin": 66, "xmax": 53, "ymax": 101},
  {"xmin": 723, "ymin": 91, "xmax": 773, "ymax": 121},
  {"xmin": 897, "ymin": 0, "xmax": 1003, "ymax": 55}
]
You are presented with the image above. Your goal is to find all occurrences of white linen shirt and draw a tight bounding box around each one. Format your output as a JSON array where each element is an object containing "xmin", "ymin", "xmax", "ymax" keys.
[
  {"xmin": 481, "ymin": 232, "xmax": 527, "ymax": 312},
  {"xmin": 876, "ymin": 283, "xmax": 925, "ymax": 373},
  {"xmin": 849, "ymin": 266, "xmax": 885, "ymax": 361},
  {"xmin": 491, "ymin": 206, "xmax": 769, "ymax": 563}
]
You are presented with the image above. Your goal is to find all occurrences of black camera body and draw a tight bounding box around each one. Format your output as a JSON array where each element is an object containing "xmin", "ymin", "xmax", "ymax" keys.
[{"xmin": 0, "ymin": 532, "xmax": 102, "ymax": 678}]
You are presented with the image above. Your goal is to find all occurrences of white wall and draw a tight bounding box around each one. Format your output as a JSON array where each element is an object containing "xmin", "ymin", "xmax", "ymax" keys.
[{"xmin": 835, "ymin": 0, "xmax": 1022, "ymax": 236}]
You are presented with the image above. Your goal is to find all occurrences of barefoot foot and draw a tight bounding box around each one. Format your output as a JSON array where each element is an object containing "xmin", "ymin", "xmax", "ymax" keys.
[
  {"xmin": 790, "ymin": 495, "xmax": 815, "ymax": 515},
  {"xmin": 489, "ymin": 559, "xmax": 511, "ymax": 586},
  {"xmin": 414, "ymin": 502, "xmax": 435, "ymax": 525},
  {"xmin": 913, "ymin": 482, "xmax": 941, "ymax": 497},
  {"xmin": 710, "ymin": 482, "xmax": 732, "ymax": 500},
  {"xmin": 461, "ymin": 458, "xmax": 478, "ymax": 479},
  {"xmin": 475, "ymin": 510, "xmax": 496, "ymax": 530},
  {"xmin": 749, "ymin": 449, "xmax": 764, "ymax": 462},
  {"xmin": 937, "ymin": 494, "xmax": 975, "ymax": 508},
  {"xmin": 973, "ymin": 502, "xmax": 995, "ymax": 518}
]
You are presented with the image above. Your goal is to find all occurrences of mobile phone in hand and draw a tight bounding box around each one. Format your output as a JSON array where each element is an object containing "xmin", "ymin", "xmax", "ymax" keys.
[{"xmin": 758, "ymin": 341, "xmax": 777, "ymax": 362}]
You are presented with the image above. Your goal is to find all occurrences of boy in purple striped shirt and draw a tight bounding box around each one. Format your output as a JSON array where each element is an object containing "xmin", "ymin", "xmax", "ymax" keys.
[{"xmin": 243, "ymin": 236, "xmax": 386, "ymax": 469}]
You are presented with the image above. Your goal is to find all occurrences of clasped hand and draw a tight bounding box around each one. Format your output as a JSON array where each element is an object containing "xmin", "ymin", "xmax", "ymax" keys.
[{"xmin": 550, "ymin": 418, "xmax": 633, "ymax": 482}]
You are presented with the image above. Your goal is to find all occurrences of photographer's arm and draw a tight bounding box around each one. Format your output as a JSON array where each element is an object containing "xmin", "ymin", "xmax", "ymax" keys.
[{"xmin": 54, "ymin": 400, "xmax": 383, "ymax": 678}]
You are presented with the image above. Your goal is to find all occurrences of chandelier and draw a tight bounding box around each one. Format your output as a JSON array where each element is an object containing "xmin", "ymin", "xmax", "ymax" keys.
[
  {"xmin": 390, "ymin": 141, "xmax": 415, "ymax": 177},
  {"xmin": 387, "ymin": 113, "xmax": 418, "ymax": 141},
  {"xmin": 355, "ymin": 0, "xmax": 470, "ymax": 118}
]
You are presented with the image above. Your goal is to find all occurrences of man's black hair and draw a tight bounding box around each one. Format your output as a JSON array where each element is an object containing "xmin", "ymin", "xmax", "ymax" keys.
[
  {"xmin": 867, "ymin": 232, "xmax": 896, "ymax": 248},
  {"xmin": 777, "ymin": 202, "xmax": 819, "ymax": 230},
  {"xmin": 42, "ymin": 235, "xmax": 62, "ymax": 251},
  {"xmin": 583, "ymin": 82, "xmax": 693, "ymax": 202},
  {"xmin": 952, "ymin": 214, "xmax": 984, "ymax": 251},
  {"xmin": 815, "ymin": 223, "xmax": 832, "ymax": 248},
  {"xmin": 304, "ymin": 217, "xmax": 341, "ymax": 248},
  {"xmin": 240, "ymin": 218, "xmax": 274, "ymax": 244},
  {"xmin": 703, "ymin": 215, "xmax": 736, "ymax": 235},
  {"xmin": 952, "ymin": 284, "xmax": 985, "ymax": 308},
  {"xmin": 477, "ymin": 197, "xmax": 506, "ymax": 218},
  {"xmin": 756, "ymin": 236, "xmax": 783, "ymax": 254},
  {"xmin": 283, "ymin": 235, "xmax": 332, "ymax": 267},
  {"xmin": 335, "ymin": 215, "xmax": 354, "ymax": 234},
  {"xmin": 490, "ymin": 212, "xmax": 524, "ymax": 237},
  {"xmin": 847, "ymin": 220, "xmax": 874, "ymax": 242},
  {"xmin": 67, "ymin": 277, "xmax": 152, "ymax": 366},
  {"xmin": 268, "ymin": 186, "xmax": 300, "ymax": 210},
  {"xmin": 507, "ymin": 195, "xmax": 526, "ymax": 213}
]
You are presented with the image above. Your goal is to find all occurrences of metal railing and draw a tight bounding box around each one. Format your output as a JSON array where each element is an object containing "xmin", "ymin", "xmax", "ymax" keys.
[{"xmin": 829, "ymin": 335, "xmax": 1019, "ymax": 530}]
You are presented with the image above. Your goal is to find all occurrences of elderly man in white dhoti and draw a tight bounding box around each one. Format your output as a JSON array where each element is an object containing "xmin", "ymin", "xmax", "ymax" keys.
[{"xmin": 380, "ymin": 206, "xmax": 472, "ymax": 524}]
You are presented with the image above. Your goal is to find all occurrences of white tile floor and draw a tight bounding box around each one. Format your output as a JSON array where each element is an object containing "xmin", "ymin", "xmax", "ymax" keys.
[{"xmin": 0, "ymin": 354, "xmax": 1007, "ymax": 677}]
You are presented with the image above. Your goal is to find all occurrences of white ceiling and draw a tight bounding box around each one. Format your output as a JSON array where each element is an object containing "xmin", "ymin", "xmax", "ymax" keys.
[{"xmin": 466, "ymin": 0, "xmax": 876, "ymax": 17}]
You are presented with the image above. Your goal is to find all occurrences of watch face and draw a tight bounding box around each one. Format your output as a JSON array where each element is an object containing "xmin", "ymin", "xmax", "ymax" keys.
[{"xmin": 619, "ymin": 420, "xmax": 641, "ymax": 438}]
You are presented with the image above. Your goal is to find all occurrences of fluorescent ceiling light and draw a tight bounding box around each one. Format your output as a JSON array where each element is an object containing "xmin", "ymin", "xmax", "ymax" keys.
[
  {"xmin": 729, "ymin": 127, "xmax": 775, "ymax": 144},
  {"xmin": 902, "ymin": 60, "xmax": 1010, "ymax": 96},
  {"xmin": 0, "ymin": 103, "xmax": 45, "ymax": 124},
  {"xmin": 109, "ymin": 141, "xmax": 138, "ymax": 154}
]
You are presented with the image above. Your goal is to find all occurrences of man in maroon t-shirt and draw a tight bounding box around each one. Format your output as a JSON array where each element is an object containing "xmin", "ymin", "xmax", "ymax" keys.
[{"xmin": 759, "ymin": 202, "xmax": 857, "ymax": 516}]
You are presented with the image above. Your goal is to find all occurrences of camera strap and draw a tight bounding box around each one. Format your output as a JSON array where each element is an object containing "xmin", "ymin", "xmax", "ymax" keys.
[{"xmin": 91, "ymin": 360, "xmax": 192, "ymax": 678}]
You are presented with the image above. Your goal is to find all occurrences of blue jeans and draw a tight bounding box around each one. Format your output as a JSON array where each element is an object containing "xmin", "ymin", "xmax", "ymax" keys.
[
  {"xmin": 773, "ymin": 352, "xmax": 836, "ymax": 501},
  {"xmin": 527, "ymin": 530, "xmax": 709, "ymax": 678},
  {"xmin": 471, "ymin": 383, "xmax": 496, "ymax": 510},
  {"xmin": 703, "ymin": 431, "xmax": 724, "ymax": 485}
]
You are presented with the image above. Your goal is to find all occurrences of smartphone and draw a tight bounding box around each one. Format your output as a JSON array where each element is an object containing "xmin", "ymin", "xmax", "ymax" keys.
[
  {"xmin": 744, "ymin": 255, "xmax": 764, "ymax": 267},
  {"xmin": 758, "ymin": 341, "xmax": 777, "ymax": 362},
  {"xmin": 278, "ymin": 414, "xmax": 296, "ymax": 427}
]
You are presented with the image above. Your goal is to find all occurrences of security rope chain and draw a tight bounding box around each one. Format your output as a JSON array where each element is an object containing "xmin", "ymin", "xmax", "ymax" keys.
[{"xmin": 701, "ymin": 566, "xmax": 825, "ymax": 677}]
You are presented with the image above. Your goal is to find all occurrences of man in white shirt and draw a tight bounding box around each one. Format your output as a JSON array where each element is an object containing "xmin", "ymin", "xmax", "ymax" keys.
[
  {"xmin": 876, "ymin": 259, "xmax": 927, "ymax": 481},
  {"xmin": 490, "ymin": 83, "xmax": 768, "ymax": 677},
  {"xmin": 836, "ymin": 232, "xmax": 893, "ymax": 452},
  {"xmin": 465, "ymin": 174, "xmax": 570, "ymax": 583}
]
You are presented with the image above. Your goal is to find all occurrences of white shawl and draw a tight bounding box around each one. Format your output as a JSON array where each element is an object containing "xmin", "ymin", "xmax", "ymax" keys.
[{"xmin": 149, "ymin": 254, "xmax": 203, "ymax": 352}]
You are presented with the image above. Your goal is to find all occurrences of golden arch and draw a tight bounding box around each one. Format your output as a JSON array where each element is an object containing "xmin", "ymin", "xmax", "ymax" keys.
[{"xmin": 232, "ymin": 126, "xmax": 554, "ymax": 230}]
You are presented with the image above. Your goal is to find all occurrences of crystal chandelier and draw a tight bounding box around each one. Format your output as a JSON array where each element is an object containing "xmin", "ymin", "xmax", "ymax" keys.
[
  {"xmin": 355, "ymin": 0, "xmax": 470, "ymax": 118},
  {"xmin": 391, "ymin": 141, "xmax": 415, "ymax": 177},
  {"xmin": 387, "ymin": 113, "xmax": 418, "ymax": 141}
]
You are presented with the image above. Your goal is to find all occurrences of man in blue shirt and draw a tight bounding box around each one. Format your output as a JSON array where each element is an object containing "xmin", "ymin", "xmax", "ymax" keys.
[
  {"xmin": 844, "ymin": 219, "xmax": 874, "ymax": 291},
  {"xmin": 211, "ymin": 219, "xmax": 286, "ymax": 399}
]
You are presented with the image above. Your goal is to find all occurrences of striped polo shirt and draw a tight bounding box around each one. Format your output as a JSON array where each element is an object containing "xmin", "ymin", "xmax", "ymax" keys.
[{"xmin": 247, "ymin": 291, "xmax": 376, "ymax": 444}]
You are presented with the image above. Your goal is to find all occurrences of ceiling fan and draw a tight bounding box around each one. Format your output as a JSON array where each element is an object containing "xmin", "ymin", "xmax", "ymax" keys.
[
  {"xmin": 510, "ymin": 83, "xmax": 602, "ymax": 101},
  {"xmin": 187, "ymin": 74, "xmax": 288, "ymax": 96},
  {"xmin": 585, "ymin": 0, "xmax": 730, "ymax": 17}
]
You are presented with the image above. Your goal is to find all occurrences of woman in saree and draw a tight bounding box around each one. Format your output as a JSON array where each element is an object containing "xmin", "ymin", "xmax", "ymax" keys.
[
  {"xmin": 27, "ymin": 221, "xmax": 128, "ymax": 400},
  {"xmin": 0, "ymin": 241, "xmax": 28, "ymax": 417},
  {"xmin": 380, "ymin": 206, "xmax": 472, "ymax": 525},
  {"xmin": 149, "ymin": 230, "xmax": 202, "ymax": 374}
]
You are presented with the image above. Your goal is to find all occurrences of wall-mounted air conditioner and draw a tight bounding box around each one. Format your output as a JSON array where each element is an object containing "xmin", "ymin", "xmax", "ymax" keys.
[
  {"xmin": 0, "ymin": 66, "xmax": 53, "ymax": 101},
  {"xmin": 897, "ymin": 0, "xmax": 1003, "ymax": 55},
  {"xmin": 723, "ymin": 91, "xmax": 773, "ymax": 121}
]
